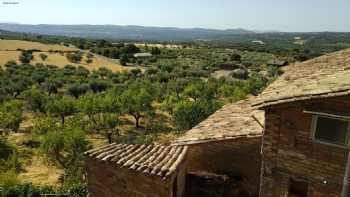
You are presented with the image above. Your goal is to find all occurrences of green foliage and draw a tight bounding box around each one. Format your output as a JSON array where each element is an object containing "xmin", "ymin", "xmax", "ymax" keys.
[
  {"xmin": 173, "ymin": 100, "xmax": 222, "ymax": 131},
  {"xmin": 63, "ymin": 183, "xmax": 90, "ymax": 197},
  {"xmin": 40, "ymin": 131, "xmax": 65, "ymax": 165},
  {"xmin": 39, "ymin": 53, "xmax": 48, "ymax": 61},
  {"xmin": 77, "ymin": 92, "xmax": 122, "ymax": 132},
  {"xmin": 66, "ymin": 52, "xmax": 83, "ymax": 63},
  {"xmin": 0, "ymin": 182, "xmax": 89, "ymax": 197},
  {"xmin": 40, "ymin": 128, "xmax": 89, "ymax": 183},
  {"xmin": 46, "ymin": 96, "xmax": 76, "ymax": 126},
  {"xmin": 182, "ymin": 79, "xmax": 216, "ymax": 101},
  {"xmin": 0, "ymin": 100, "xmax": 23, "ymax": 134},
  {"xmin": 22, "ymin": 86, "xmax": 48, "ymax": 113},
  {"xmin": 151, "ymin": 47, "xmax": 161, "ymax": 55},
  {"xmin": 230, "ymin": 53, "xmax": 241, "ymax": 62},
  {"xmin": 68, "ymin": 84, "xmax": 89, "ymax": 98},
  {"xmin": 89, "ymin": 80, "xmax": 111, "ymax": 93},
  {"xmin": 19, "ymin": 51, "xmax": 33, "ymax": 64},
  {"xmin": 0, "ymin": 138, "xmax": 22, "ymax": 173},
  {"xmin": 121, "ymin": 81, "xmax": 155, "ymax": 128},
  {"xmin": 0, "ymin": 170, "xmax": 20, "ymax": 189},
  {"xmin": 120, "ymin": 54, "xmax": 128, "ymax": 66},
  {"xmin": 245, "ymin": 72, "xmax": 268, "ymax": 95},
  {"xmin": 0, "ymin": 138, "xmax": 14, "ymax": 161},
  {"xmin": 32, "ymin": 116, "xmax": 57, "ymax": 135}
]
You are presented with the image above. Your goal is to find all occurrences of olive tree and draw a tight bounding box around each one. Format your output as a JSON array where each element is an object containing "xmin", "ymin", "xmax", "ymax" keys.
[{"xmin": 46, "ymin": 96, "xmax": 76, "ymax": 126}]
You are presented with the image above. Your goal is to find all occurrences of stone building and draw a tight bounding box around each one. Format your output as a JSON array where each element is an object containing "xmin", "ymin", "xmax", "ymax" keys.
[
  {"xmin": 85, "ymin": 143, "xmax": 188, "ymax": 197},
  {"xmin": 173, "ymin": 97, "xmax": 264, "ymax": 196},
  {"xmin": 254, "ymin": 49, "xmax": 350, "ymax": 196}
]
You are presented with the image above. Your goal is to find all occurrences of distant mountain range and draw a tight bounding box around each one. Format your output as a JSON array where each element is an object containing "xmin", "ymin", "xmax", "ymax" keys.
[{"xmin": 0, "ymin": 23, "xmax": 255, "ymax": 41}]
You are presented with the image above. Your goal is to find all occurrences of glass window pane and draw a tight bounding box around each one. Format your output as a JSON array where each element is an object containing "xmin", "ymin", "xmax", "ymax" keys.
[{"xmin": 314, "ymin": 116, "xmax": 349, "ymax": 146}]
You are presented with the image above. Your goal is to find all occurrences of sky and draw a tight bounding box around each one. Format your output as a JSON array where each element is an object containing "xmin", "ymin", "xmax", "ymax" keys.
[{"xmin": 0, "ymin": 0, "xmax": 349, "ymax": 32}]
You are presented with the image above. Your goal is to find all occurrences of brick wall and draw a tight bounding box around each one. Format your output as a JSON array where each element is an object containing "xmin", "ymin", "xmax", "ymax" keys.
[
  {"xmin": 186, "ymin": 138, "xmax": 262, "ymax": 196},
  {"xmin": 261, "ymin": 96, "xmax": 350, "ymax": 197},
  {"xmin": 86, "ymin": 157, "xmax": 186, "ymax": 197}
]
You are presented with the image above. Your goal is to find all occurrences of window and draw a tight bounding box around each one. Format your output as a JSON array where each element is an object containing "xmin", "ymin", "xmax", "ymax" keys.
[
  {"xmin": 312, "ymin": 115, "xmax": 350, "ymax": 147},
  {"xmin": 289, "ymin": 179, "xmax": 308, "ymax": 197}
]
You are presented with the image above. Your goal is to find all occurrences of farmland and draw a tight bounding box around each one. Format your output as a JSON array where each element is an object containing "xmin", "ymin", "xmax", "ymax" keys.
[{"xmin": 0, "ymin": 39, "xmax": 130, "ymax": 72}]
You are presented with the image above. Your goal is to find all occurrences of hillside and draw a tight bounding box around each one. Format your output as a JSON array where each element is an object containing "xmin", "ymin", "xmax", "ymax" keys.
[
  {"xmin": 0, "ymin": 23, "xmax": 254, "ymax": 41},
  {"xmin": 0, "ymin": 39, "xmax": 130, "ymax": 71}
]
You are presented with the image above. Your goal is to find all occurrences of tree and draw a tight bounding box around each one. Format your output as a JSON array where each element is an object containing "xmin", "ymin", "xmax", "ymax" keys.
[
  {"xmin": 244, "ymin": 72, "xmax": 268, "ymax": 95},
  {"xmin": 46, "ymin": 96, "xmax": 76, "ymax": 126},
  {"xmin": 110, "ymin": 48, "xmax": 120, "ymax": 59},
  {"xmin": 76, "ymin": 66, "xmax": 90, "ymax": 77},
  {"xmin": 40, "ymin": 128, "xmax": 89, "ymax": 183},
  {"xmin": 230, "ymin": 53, "xmax": 241, "ymax": 62},
  {"xmin": 19, "ymin": 51, "xmax": 33, "ymax": 64},
  {"xmin": 68, "ymin": 84, "xmax": 89, "ymax": 98},
  {"xmin": 120, "ymin": 54, "xmax": 128, "ymax": 66},
  {"xmin": 31, "ymin": 72, "xmax": 47, "ymax": 85},
  {"xmin": 173, "ymin": 100, "xmax": 221, "ymax": 131},
  {"xmin": 121, "ymin": 82, "xmax": 154, "ymax": 128},
  {"xmin": 89, "ymin": 80, "xmax": 111, "ymax": 93},
  {"xmin": 161, "ymin": 93, "xmax": 181, "ymax": 115},
  {"xmin": 120, "ymin": 44, "xmax": 140, "ymax": 54},
  {"xmin": 44, "ymin": 79, "xmax": 62, "ymax": 95},
  {"xmin": 151, "ymin": 47, "xmax": 161, "ymax": 55},
  {"xmin": 182, "ymin": 80, "xmax": 215, "ymax": 101},
  {"xmin": 39, "ymin": 53, "xmax": 48, "ymax": 61},
  {"xmin": 0, "ymin": 100, "xmax": 23, "ymax": 135},
  {"xmin": 66, "ymin": 52, "xmax": 83, "ymax": 63},
  {"xmin": 22, "ymin": 86, "xmax": 48, "ymax": 113}
]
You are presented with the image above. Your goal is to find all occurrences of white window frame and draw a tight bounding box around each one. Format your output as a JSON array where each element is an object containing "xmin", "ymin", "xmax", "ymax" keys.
[{"xmin": 311, "ymin": 115, "xmax": 350, "ymax": 148}]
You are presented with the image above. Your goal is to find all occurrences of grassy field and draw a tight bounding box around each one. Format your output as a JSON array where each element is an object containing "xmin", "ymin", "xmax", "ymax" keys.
[
  {"xmin": 0, "ymin": 39, "xmax": 131, "ymax": 72},
  {"xmin": 0, "ymin": 39, "xmax": 74, "ymax": 51}
]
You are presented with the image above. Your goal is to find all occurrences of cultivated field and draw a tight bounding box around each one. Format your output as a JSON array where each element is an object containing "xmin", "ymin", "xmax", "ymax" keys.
[
  {"xmin": 0, "ymin": 39, "xmax": 131, "ymax": 72},
  {"xmin": 0, "ymin": 39, "xmax": 74, "ymax": 51}
]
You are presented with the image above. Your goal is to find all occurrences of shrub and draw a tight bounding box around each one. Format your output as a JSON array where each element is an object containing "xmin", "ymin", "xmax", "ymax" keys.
[
  {"xmin": 0, "ymin": 138, "xmax": 14, "ymax": 161},
  {"xmin": 68, "ymin": 84, "xmax": 89, "ymax": 98},
  {"xmin": 0, "ymin": 100, "xmax": 23, "ymax": 134},
  {"xmin": 0, "ymin": 182, "xmax": 56, "ymax": 197},
  {"xmin": 0, "ymin": 170, "xmax": 20, "ymax": 189},
  {"xmin": 19, "ymin": 51, "xmax": 33, "ymax": 64},
  {"xmin": 89, "ymin": 80, "xmax": 111, "ymax": 93},
  {"xmin": 39, "ymin": 53, "xmax": 48, "ymax": 61},
  {"xmin": 66, "ymin": 52, "xmax": 83, "ymax": 63}
]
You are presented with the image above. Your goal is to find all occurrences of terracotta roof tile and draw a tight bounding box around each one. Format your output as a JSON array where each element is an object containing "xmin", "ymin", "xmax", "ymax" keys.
[
  {"xmin": 173, "ymin": 97, "xmax": 264, "ymax": 145},
  {"xmin": 254, "ymin": 49, "xmax": 350, "ymax": 108},
  {"xmin": 85, "ymin": 143, "xmax": 187, "ymax": 179}
]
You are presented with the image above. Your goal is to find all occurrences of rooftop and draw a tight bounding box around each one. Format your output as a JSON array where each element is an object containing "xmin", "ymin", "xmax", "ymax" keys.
[
  {"xmin": 85, "ymin": 143, "xmax": 188, "ymax": 179},
  {"xmin": 173, "ymin": 97, "xmax": 264, "ymax": 145},
  {"xmin": 254, "ymin": 48, "xmax": 350, "ymax": 108},
  {"xmin": 134, "ymin": 52, "xmax": 152, "ymax": 57}
]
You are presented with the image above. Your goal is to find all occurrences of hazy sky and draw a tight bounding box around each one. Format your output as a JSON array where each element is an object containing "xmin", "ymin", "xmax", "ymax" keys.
[{"xmin": 0, "ymin": 0, "xmax": 349, "ymax": 32}]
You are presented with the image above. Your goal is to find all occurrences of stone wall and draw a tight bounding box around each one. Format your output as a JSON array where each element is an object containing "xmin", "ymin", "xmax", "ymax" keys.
[
  {"xmin": 86, "ymin": 157, "xmax": 183, "ymax": 197},
  {"xmin": 260, "ymin": 96, "xmax": 350, "ymax": 197},
  {"xmin": 186, "ymin": 138, "xmax": 262, "ymax": 196}
]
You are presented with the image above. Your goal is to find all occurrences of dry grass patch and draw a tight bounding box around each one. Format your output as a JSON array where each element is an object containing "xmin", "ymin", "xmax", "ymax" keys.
[
  {"xmin": 0, "ymin": 51, "xmax": 131, "ymax": 72},
  {"xmin": 0, "ymin": 51, "xmax": 20, "ymax": 66},
  {"xmin": 19, "ymin": 155, "xmax": 63, "ymax": 187},
  {"xmin": 0, "ymin": 39, "xmax": 74, "ymax": 51}
]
